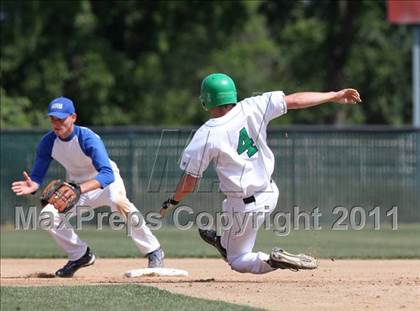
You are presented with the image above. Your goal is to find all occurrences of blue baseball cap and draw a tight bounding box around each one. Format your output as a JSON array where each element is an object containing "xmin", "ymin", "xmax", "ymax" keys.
[{"xmin": 47, "ymin": 97, "xmax": 76, "ymax": 120}]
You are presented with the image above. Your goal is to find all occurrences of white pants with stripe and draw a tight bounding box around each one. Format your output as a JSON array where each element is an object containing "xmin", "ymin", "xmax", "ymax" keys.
[
  {"xmin": 221, "ymin": 181, "xmax": 279, "ymax": 274},
  {"xmin": 40, "ymin": 173, "xmax": 160, "ymax": 261}
]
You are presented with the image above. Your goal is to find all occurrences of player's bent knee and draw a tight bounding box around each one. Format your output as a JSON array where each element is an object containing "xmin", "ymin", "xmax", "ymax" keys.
[
  {"xmin": 110, "ymin": 194, "xmax": 137, "ymax": 214},
  {"xmin": 229, "ymin": 263, "xmax": 248, "ymax": 274},
  {"xmin": 127, "ymin": 212, "xmax": 145, "ymax": 227},
  {"xmin": 39, "ymin": 204, "xmax": 63, "ymax": 229},
  {"xmin": 228, "ymin": 256, "xmax": 249, "ymax": 273}
]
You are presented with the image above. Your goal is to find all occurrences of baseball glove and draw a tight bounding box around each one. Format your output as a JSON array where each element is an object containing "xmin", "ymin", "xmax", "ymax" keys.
[{"xmin": 40, "ymin": 179, "xmax": 81, "ymax": 213}]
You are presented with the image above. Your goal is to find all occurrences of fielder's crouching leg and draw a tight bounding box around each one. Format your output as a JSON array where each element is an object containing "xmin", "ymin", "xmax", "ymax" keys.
[
  {"xmin": 39, "ymin": 204, "xmax": 88, "ymax": 261},
  {"xmin": 107, "ymin": 176, "xmax": 161, "ymax": 256}
]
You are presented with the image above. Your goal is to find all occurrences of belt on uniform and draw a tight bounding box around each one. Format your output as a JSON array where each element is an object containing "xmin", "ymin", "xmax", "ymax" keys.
[
  {"xmin": 242, "ymin": 179, "xmax": 273, "ymax": 204},
  {"xmin": 243, "ymin": 195, "xmax": 256, "ymax": 204}
]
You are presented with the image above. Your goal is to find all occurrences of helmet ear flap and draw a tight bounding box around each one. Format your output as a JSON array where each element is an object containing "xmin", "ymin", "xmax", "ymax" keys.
[{"xmin": 199, "ymin": 96, "xmax": 207, "ymax": 110}]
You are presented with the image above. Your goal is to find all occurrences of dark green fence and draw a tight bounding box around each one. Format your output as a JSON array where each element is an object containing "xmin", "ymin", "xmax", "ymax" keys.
[{"xmin": 1, "ymin": 126, "xmax": 419, "ymax": 224}]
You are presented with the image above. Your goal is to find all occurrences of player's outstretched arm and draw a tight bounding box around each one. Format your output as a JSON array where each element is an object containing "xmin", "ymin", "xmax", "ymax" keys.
[
  {"xmin": 11, "ymin": 171, "xmax": 39, "ymax": 196},
  {"xmin": 285, "ymin": 89, "xmax": 361, "ymax": 109}
]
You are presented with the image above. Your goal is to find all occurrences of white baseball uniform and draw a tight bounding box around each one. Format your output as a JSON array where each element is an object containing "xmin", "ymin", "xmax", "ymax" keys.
[
  {"xmin": 31, "ymin": 125, "xmax": 160, "ymax": 261},
  {"xmin": 180, "ymin": 91, "xmax": 287, "ymax": 274}
]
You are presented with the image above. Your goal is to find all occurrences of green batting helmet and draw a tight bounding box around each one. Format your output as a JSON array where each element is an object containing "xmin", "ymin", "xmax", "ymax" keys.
[{"xmin": 200, "ymin": 73, "xmax": 237, "ymax": 109}]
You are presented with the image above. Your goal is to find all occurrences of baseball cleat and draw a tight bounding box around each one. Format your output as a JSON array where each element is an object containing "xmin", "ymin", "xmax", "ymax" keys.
[
  {"xmin": 268, "ymin": 248, "xmax": 318, "ymax": 271},
  {"xmin": 147, "ymin": 247, "xmax": 164, "ymax": 268},
  {"xmin": 55, "ymin": 247, "xmax": 96, "ymax": 278},
  {"xmin": 198, "ymin": 229, "xmax": 227, "ymax": 261}
]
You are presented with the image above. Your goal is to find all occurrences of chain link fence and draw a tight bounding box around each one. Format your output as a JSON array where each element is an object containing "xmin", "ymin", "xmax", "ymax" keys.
[{"xmin": 1, "ymin": 126, "xmax": 419, "ymax": 225}]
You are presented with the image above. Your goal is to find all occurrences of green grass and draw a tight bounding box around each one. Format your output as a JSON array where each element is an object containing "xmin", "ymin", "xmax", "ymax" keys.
[
  {"xmin": 1, "ymin": 224, "xmax": 419, "ymax": 259},
  {"xmin": 0, "ymin": 285, "xmax": 262, "ymax": 311}
]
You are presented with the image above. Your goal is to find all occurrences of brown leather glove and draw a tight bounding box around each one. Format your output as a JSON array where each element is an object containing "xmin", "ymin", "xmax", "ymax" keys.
[{"xmin": 40, "ymin": 179, "xmax": 81, "ymax": 213}]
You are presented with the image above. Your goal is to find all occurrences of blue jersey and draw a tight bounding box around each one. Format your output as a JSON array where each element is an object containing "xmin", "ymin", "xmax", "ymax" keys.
[{"xmin": 30, "ymin": 125, "xmax": 115, "ymax": 188}]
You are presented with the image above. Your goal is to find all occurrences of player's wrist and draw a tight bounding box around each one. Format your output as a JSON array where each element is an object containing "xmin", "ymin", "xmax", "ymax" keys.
[
  {"xmin": 161, "ymin": 197, "xmax": 180, "ymax": 211},
  {"xmin": 30, "ymin": 183, "xmax": 40, "ymax": 195},
  {"xmin": 169, "ymin": 198, "xmax": 180, "ymax": 205},
  {"xmin": 330, "ymin": 91, "xmax": 339, "ymax": 102}
]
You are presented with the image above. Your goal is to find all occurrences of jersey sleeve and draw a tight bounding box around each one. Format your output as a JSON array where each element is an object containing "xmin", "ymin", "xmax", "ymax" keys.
[
  {"xmin": 30, "ymin": 132, "xmax": 55, "ymax": 186},
  {"xmin": 249, "ymin": 91, "xmax": 287, "ymax": 122},
  {"xmin": 79, "ymin": 128, "xmax": 115, "ymax": 188},
  {"xmin": 179, "ymin": 128, "xmax": 213, "ymax": 178}
]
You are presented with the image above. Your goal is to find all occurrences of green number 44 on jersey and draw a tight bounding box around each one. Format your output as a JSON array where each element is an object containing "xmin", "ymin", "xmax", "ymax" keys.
[{"xmin": 237, "ymin": 127, "xmax": 258, "ymax": 157}]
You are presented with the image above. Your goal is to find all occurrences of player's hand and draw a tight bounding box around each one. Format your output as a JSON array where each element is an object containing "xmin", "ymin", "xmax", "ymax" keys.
[
  {"xmin": 11, "ymin": 171, "xmax": 39, "ymax": 196},
  {"xmin": 333, "ymin": 89, "xmax": 362, "ymax": 105},
  {"xmin": 160, "ymin": 198, "xmax": 179, "ymax": 219}
]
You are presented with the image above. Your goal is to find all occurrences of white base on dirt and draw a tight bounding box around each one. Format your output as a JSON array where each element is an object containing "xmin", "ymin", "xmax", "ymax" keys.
[{"xmin": 125, "ymin": 267, "xmax": 189, "ymax": 277}]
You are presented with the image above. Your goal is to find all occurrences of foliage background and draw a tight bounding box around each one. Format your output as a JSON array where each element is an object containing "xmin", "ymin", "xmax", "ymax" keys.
[{"xmin": 0, "ymin": 0, "xmax": 412, "ymax": 128}]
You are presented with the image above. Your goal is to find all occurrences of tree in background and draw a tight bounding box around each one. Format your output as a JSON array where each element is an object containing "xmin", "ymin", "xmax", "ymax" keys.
[
  {"xmin": 0, "ymin": 0, "xmax": 412, "ymax": 128},
  {"xmin": 260, "ymin": 0, "xmax": 411, "ymax": 125}
]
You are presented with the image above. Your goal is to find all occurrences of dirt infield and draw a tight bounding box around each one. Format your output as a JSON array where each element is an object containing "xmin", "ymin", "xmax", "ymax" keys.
[{"xmin": 1, "ymin": 258, "xmax": 419, "ymax": 311}]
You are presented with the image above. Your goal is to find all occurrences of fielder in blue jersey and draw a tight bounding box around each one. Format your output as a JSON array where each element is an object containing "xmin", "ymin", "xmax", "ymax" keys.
[{"xmin": 12, "ymin": 97, "xmax": 164, "ymax": 277}]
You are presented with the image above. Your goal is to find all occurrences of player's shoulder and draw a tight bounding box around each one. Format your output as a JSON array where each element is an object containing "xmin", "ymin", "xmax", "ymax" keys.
[
  {"xmin": 37, "ymin": 131, "xmax": 57, "ymax": 152},
  {"xmin": 186, "ymin": 124, "xmax": 214, "ymax": 147},
  {"xmin": 191, "ymin": 124, "xmax": 211, "ymax": 139},
  {"xmin": 76, "ymin": 125, "xmax": 101, "ymax": 141},
  {"xmin": 39, "ymin": 130, "xmax": 57, "ymax": 144},
  {"xmin": 239, "ymin": 91, "xmax": 286, "ymax": 117},
  {"xmin": 240, "ymin": 91, "xmax": 285, "ymax": 106}
]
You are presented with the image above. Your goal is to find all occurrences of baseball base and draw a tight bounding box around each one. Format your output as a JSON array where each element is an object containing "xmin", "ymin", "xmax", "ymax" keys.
[{"xmin": 125, "ymin": 267, "xmax": 188, "ymax": 277}]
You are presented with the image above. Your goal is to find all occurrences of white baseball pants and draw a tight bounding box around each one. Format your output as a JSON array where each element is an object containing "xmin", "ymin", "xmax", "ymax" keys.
[
  {"xmin": 40, "ymin": 173, "xmax": 160, "ymax": 261},
  {"xmin": 221, "ymin": 181, "xmax": 279, "ymax": 274}
]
